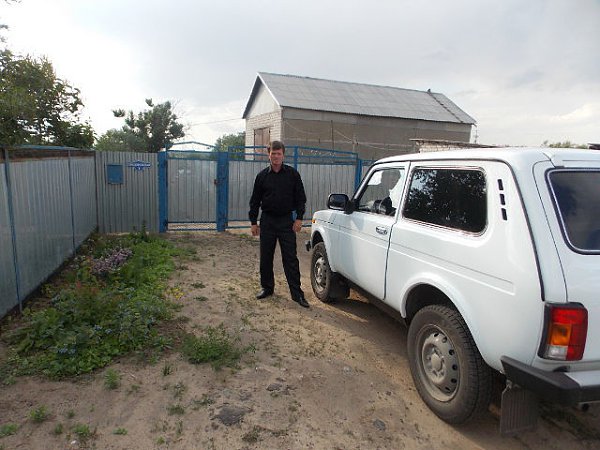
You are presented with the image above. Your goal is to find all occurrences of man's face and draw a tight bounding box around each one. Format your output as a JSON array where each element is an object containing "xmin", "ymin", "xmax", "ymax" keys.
[{"xmin": 269, "ymin": 148, "xmax": 284, "ymax": 166}]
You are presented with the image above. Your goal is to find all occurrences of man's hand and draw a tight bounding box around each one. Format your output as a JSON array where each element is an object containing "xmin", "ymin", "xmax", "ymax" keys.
[
  {"xmin": 251, "ymin": 224, "xmax": 260, "ymax": 236},
  {"xmin": 292, "ymin": 219, "xmax": 302, "ymax": 233}
]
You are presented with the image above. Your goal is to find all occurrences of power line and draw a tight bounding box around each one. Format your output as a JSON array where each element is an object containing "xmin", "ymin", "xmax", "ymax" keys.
[{"xmin": 188, "ymin": 117, "xmax": 243, "ymax": 126}]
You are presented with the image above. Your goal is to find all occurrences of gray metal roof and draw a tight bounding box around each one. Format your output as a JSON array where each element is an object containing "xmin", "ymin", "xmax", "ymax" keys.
[{"xmin": 242, "ymin": 72, "xmax": 476, "ymax": 124}]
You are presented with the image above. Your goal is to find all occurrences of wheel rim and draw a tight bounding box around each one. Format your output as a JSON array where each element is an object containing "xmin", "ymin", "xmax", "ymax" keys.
[
  {"xmin": 313, "ymin": 255, "xmax": 327, "ymax": 293},
  {"xmin": 416, "ymin": 326, "xmax": 459, "ymax": 402}
]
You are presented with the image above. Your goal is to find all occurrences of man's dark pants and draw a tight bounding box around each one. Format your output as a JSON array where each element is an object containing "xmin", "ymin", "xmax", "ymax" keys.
[{"xmin": 259, "ymin": 213, "xmax": 303, "ymax": 299}]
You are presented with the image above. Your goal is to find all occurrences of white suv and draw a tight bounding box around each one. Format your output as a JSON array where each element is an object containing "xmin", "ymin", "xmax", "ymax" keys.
[{"xmin": 307, "ymin": 147, "xmax": 600, "ymax": 433}]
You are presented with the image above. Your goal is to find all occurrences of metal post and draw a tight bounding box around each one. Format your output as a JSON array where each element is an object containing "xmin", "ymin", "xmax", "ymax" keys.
[
  {"xmin": 293, "ymin": 146, "xmax": 299, "ymax": 170},
  {"xmin": 157, "ymin": 151, "xmax": 168, "ymax": 233},
  {"xmin": 216, "ymin": 151, "xmax": 229, "ymax": 232},
  {"xmin": 67, "ymin": 149, "xmax": 76, "ymax": 251},
  {"xmin": 355, "ymin": 158, "xmax": 363, "ymax": 191},
  {"xmin": 3, "ymin": 147, "xmax": 22, "ymax": 312}
]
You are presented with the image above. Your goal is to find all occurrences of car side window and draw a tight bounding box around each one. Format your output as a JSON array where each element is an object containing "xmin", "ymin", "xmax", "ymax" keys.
[
  {"xmin": 403, "ymin": 168, "xmax": 487, "ymax": 233},
  {"xmin": 357, "ymin": 168, "xmax": 405, "ymax": 216}
]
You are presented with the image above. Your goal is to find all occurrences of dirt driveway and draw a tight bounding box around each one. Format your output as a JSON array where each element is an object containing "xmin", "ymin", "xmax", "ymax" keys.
[{"xmin": 1, "ymin": 230, "xmax": 599, "ymax": 449}]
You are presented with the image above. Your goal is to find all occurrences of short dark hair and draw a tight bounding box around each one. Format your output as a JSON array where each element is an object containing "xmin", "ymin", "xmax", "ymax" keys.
[{"xmin": 267, "ymin": 140, "xmax": 285, "ymax": 153}]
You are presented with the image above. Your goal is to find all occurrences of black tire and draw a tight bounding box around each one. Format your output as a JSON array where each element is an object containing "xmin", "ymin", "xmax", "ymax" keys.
[
  {"xmin": 407, "ymin": 305, "xmax": 493, "ymax": 424},
  {"xmin": 310, "ymin": 242, "xmax": 348, "ymax": 302}
]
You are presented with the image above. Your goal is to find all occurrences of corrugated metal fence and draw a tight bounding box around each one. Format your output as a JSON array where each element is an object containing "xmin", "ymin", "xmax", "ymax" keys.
[{"xmin": 0, "ymin": 147, "xmax": 96, "ymax": 317}]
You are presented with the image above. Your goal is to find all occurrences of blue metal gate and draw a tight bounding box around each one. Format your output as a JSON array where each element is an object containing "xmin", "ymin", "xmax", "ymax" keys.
[{"xmin": 159, "ymin": 145, "xmax": 373, "ymax": 232}]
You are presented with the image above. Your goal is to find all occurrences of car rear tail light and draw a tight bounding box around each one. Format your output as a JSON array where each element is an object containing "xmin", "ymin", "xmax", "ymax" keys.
[{"xmin": 543, "ymin": 304, "xmax": 587, "ymax": 361}]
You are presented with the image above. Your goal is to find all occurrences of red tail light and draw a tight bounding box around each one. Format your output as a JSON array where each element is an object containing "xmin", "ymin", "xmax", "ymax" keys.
[{"xmin": 543, "ymin": 304, "xmax": 588, "ymax": 361}]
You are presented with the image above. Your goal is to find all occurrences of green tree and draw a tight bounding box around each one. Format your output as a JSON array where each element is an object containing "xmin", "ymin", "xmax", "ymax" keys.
[
  {"xmin": 106, "ymin": 98, "xmax": 185, "ymax": 153},
  {"xmin": 0, "ymin": 49, "xmax": 94, "ymax": 147},
  {"xmin": 542, "ymin": 140, "xmax": 587, "ymax": 149},
  {"xmin": 95, "ymin": 129, "xmax": 146, "ymax": 152},
  {"xmin": 214, "ymin": 131, "xmax": 245, "ymax": 160}
]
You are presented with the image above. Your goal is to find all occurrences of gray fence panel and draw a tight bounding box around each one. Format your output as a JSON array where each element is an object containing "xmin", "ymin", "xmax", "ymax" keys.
[
  {"xmin": 96, "ymin": 152, "xmax": 158, "ymax": 233},
  {"xmin": 71, "ymin": 156, "xmax": 97, "ymax": 246},
  {"xmin": 11, "ymin": 159, "xmax": 73, "ymax": 300},
  {"xmin": 168, "ymin": 158, "xmax": 217, "ymax": 222},
  {"xmin": 298, "ymin": 163, "xmax": 355, "ymax": 219},
  {"xmin": 228, "ymin": 160, "xmax": 267, "ymax": 222},
  {"xmin": 0, "ymin": 162, "xmax": 18, "ymax": 316}
]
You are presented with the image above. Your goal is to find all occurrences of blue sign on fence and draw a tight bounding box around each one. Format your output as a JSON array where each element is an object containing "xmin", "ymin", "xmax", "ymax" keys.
[{"xmin": 127, "ymin": 160, "xmax": 152, "ymax": 171}]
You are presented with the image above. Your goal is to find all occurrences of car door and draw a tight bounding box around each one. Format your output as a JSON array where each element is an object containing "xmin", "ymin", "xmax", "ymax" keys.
[{"xmin": 335, "ymin": 164, "xmax": 408, "ymax": 299}]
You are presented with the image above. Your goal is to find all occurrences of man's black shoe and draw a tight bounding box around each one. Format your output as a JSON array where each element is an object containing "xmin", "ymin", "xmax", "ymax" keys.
[
  {"xmin": 256, "ymin": 289, "xmax": 273, "ymax": 299},
  {"xmin": 294, "ymin": 294, "xmax": 310, "ymax": 308}
]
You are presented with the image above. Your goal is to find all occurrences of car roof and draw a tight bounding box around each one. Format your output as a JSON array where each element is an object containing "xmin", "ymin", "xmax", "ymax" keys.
[{"xmin": 375, "ymin": 147, "xmax": 600, "ymax": 168}]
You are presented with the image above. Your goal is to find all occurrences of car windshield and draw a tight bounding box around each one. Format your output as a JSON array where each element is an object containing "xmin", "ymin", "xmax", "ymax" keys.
[{"xmin": 548, "ymin": 170, "xmax": 600, "ymax": 252}]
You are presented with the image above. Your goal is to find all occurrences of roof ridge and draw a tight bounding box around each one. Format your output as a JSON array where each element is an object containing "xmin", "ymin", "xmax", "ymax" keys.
[{"xmin": 258, "ymin": 72, "xmax": 438, "ymax": 95}]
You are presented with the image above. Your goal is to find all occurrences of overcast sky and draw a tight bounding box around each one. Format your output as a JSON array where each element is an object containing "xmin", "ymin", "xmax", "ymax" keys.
[{"xmin": 2, "ymin": 0, "xmax": 599, "ymax": 147}]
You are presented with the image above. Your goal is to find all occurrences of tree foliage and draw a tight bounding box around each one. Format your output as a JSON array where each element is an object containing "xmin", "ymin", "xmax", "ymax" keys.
[
  {"xmin": 100, "ymin": 99, "xmax": 185, "ymax": 152},
  {"xmin": 542, "ymin": 140, "xmax": 588, "ymax": 149},
  {"xmin": 0, "ymin": 49, "xmax": 94, "ymax": 147},
  {"xmin": 214, "ymin": 131, "xmax": 245, "ymax": 151}
]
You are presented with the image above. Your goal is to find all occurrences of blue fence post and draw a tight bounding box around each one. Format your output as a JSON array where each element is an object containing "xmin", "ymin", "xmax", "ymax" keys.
[
  {"xmin": 158, "ymin": 151, "xmax": 168, "ymax": 233},
  {"xmin": 3, "ymin": 147, "xmax": 22, "ymax": 312},
  {"xmin": 216, "ymin": 151, "xmax": 229, "ymax": 232},
  {"xmin": 293, "ymin": 146, "xmax": 299, "ymax": 170},
  {"xmin": 355, "ymin": 158, "xmax": 363, "ymax": 191},
  {"xmin": 67, "ymin": 149, "xmax": 77, "ymax": 252}
]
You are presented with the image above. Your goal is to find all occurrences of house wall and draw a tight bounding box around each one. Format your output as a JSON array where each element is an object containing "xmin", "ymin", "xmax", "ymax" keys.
[{"xmin": 280, "ymin": 108, "xmax": 472, "ymax": 160}]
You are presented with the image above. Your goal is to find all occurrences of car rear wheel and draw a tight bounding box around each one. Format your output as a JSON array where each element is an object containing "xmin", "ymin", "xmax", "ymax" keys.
[{"xmin": 407, "ymin": 304, "xmax": 493, "ymax": 424}]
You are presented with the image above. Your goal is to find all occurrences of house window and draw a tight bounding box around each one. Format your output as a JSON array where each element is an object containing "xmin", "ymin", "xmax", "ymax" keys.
[{"xmin": 254, "ymin": 127, "xmax": 270, "ymax": 153}]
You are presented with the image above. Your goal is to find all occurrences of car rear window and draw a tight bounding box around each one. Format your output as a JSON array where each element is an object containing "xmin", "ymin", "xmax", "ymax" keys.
[{"xmin": 548, "ymin": 170, "xmax": 600, "ymax": 252}]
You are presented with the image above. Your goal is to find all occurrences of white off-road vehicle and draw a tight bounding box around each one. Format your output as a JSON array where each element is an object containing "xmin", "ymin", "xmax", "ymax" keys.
[{"xmin": 307, "ymin": 147, "xmax": 600, "ymax": 433}]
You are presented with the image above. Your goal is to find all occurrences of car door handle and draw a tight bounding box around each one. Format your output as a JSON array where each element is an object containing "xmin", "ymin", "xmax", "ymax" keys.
[{"xmin": 376, "ymin": 226, "xmax": 388, "ymax": 235}]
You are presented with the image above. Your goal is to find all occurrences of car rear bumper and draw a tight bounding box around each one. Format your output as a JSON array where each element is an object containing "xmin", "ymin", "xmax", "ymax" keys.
[{"xmin": 501, "ymin": 356, "xmax": 600, "ymax": 405}]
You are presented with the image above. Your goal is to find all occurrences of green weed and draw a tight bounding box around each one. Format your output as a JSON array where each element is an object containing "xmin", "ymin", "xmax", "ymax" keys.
[
  {"xmin": 53, "ymin": 423, "xmax": 63, "ymax": 435},
  {"xmin": 66, "ymin": 409, "xmax": 75, "ymax": 419},
  {"xmin": 104, "ymin": 368, "xmax": 120, "ymax": 389},
  {"xmin": 29, "ymin": 405, "xmax": 49, "ymax": 423},
  {"xmin": 191, "ymin": 282, "xmax": 205, "ymax": 289},
  {"xmin": 167, "ymin": 404, "xmax": 185, "ymax": 415},
  {"xmin": 72, "ymin": 423, "xmax": 92, "ymax": 439},
  {"xmin": 0, "ymin": 424, "xmax": 17, "ymax": 437},
  {"xmin": 162, "ymin": 363, "xmax": 173, "ymax": 376},
  {"xmin": 113, "ymin": 427, "xmax": 128, "ymax": 435}
]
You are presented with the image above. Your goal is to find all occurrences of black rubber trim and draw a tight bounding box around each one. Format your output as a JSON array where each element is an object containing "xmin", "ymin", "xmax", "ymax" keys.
[{"xmin": 501, "ymin": 356, "xmax": 600, "ymax": 405}]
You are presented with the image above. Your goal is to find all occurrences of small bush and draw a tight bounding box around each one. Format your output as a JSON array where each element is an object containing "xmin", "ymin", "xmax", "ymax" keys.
[
  {"xmin": 181, "ymin": 324, "xmax": 245, "ymax": 370},
  {"xmin": 29, "ymin": 405, "xmax": 49, "ymax": 423}
]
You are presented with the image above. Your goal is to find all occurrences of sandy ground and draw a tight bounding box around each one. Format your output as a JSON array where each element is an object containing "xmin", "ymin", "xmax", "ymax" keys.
[{"xmin": 1, "ymin": 230, "xmax": 599, "ymax": 450}]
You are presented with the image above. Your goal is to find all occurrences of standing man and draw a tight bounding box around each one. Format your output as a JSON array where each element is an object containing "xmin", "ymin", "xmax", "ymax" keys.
[{"xmin": 249, "ymin": 140, "xmax": 309, "ymax": 308}]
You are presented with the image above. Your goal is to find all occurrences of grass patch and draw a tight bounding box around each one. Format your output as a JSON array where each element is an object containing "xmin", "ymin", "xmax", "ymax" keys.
[
  {"xmin": 113, "ymin": 427, "xmax": 128, "ymax": 435},
  {"xmin": 53, "ymin": 423, "xmax": 64, "ymax": 435},
  {"xmin": 0, "ymin": 424, "xmax": 17, "ymax": 437},
  {"xmin": 72, "ymin": 423, "xmax": 92, "ymax": 439},
  {"xmin": 181, "ymin": 324, "xmax": 248, "ymax": 370},
  {"xmin": 1, "ymin": 231, "xmax": 181, "ymax": 379},
  {"xmin": 29, "ymin": 405, "xmax": 49, "ymax": 423}
]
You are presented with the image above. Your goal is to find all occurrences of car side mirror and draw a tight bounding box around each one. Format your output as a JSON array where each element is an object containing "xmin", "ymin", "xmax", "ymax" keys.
[{"xmin": 327, "ymin": 193, "xmax": 349, "ymax": 211}]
